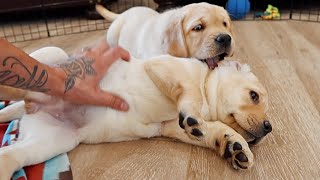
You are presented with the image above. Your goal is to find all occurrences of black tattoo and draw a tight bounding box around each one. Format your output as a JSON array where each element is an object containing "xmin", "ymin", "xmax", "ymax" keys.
[
  {"xmin": 59, "ymin": 57, "xmax": 96, "ymax": 93},
  {"xmin": 0, "ymin": 56, "xmax": 49, "ymax": 92}
]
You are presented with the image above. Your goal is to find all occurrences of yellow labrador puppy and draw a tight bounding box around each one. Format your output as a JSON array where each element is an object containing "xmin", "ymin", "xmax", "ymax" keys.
[
  {"xmin": 0, "ymin": 47, "xmax": 271, "ymax": 179},
  {"xmin": 96, "ymin": 2, "xmax": 234, "ymax": 69}
]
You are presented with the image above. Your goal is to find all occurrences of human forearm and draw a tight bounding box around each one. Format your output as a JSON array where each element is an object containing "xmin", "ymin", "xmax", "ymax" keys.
[
  {"xmin": 0, "ymin": 39, "xmax": 130, "ymax": 110},
  {"xmin": 0, "ymin": 39, "xmax": 65, "ymax": 95}
]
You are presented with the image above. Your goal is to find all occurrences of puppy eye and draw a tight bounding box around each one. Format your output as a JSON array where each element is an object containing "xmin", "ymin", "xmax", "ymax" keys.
[
  {"xmin": 223, "ymin": 21, "xmax": 228, "ymax": 27},
  {"xmin": 192, "ymin": 24, "xmax": 204, "ymax": 32},
  {"xmin": 250, "ymin": 91, "xmax": 259, "ymax": 103}
]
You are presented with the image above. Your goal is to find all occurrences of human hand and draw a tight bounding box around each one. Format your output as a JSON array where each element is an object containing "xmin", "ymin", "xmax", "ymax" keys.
[{"xmin": 54, "ymin": 41, "xmax": 130, "ymax": 111}]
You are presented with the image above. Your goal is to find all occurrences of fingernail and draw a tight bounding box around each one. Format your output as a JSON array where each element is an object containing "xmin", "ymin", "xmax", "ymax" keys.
[{"xmin": 120, "ymin": 102, "xmax": 129, "ymax": 111}]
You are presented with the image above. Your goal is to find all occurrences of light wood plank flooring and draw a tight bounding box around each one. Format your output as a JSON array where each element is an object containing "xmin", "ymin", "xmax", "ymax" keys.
[{"xmin": 14, "ymin": 21, "xmax": 320, "ymax": 179}]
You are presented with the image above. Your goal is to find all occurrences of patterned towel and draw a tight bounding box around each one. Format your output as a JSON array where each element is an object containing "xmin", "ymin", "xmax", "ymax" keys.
[{"xmin": 0, "ymin": 101, "xmax": 73, "ymax": 180}]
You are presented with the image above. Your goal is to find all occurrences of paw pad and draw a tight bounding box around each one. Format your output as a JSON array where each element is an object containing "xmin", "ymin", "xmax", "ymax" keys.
[
  {"xmin": 179, "ymin": 112, "xmax": 185, "ymax": 129},
  {"xmin": 235, "ymin": 160, "xmax": 248, "ymax": 169},
  {"xmin": 224, "ymin": 141, "xmax": 232, "ymax": 159},
  {"xmin": 191, "ymin": 128, "xmax": 203, "ymax": 137},
  {"xmin": 235, "ymin": 152, "xmax": 248, "ymax": 162},
  {"xmin": 178, "ymin": 112, "xmax": 204, "ymax": 139},
  {"xmin": 187, "ymin": 117, "xmax": 198, "ymax": 126},
  {"xmin": 233, "ymin": 142, "xmax": 242, "ymax": 151},
  {"xmin": 222, "ymin": 140, "xmax": 252, "ymax": 170}
]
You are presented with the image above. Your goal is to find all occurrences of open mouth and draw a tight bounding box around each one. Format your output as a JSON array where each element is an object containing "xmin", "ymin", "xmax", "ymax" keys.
[
  {"xmin": 228, "ymin": 113, "xmax": 265, "ymax": 146},
  {"xmin": 200, "ymin": 53, "xmax": 227, "ymax": 70},
  {"xmin": 247, "ymin": 135, "xmax": 263, "ymax": 145}
]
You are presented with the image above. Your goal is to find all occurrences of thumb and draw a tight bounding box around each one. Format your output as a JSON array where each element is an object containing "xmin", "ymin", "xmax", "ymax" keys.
[{"xmin": 93, "ymin": 90, "xmax": 129, "ymax": 111}]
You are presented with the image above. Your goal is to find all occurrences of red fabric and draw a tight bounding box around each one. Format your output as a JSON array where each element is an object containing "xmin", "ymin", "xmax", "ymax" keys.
[
  {"xmin": 0, "ymin": 123, "xmax": 9, "ymax": 144},
  {"xmin": 25, "ymin": 164, "xmax": 45, "ymax": 180},
  {"xmin": 0, "ymin": 101, "xmax": 46, "ymax": 179}
]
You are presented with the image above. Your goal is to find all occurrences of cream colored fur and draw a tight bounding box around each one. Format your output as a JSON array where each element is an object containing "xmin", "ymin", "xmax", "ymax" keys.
[
  {"xmin": 96, "ymin": 3, "xmax": 234, "ymax": 59},
  {"xmin": 0, "ymin": 47, "xmax": 270, "ymax": 179}
]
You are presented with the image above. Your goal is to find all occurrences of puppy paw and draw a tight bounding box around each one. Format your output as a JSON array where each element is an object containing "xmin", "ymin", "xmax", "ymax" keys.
[
  {"xmin": 222, "ymin": 134, "xmax": 254, "ymax": 170},
  {"xmin": 0, "ymin": 152, "xmax": 17, "ymax": 180},
  {"xmin": 25, "ymin": 101, "xmax": 41, "ymax": 114},
  {"xmin": 179, "ymin": 112, "xmax": 205, "ymax": 140}
]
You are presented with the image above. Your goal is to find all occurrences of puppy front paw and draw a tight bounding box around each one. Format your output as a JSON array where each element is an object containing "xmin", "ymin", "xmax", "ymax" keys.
[
  {"xmin": 25, "ymin": 101, "xmax": 41, "ymax": 114},
  {"xmin": 221, "ymin": 134, "xmax": 254, "ymax": 170},
  {"xmin": 179, "ymin": 112, "xmax": 205, "ymax": 140},
  {"xmin": 0, "ymin": 152, "xmax": 18, "ymax": 180}
]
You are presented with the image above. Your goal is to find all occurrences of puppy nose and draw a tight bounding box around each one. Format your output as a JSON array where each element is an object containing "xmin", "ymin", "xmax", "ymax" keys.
[
  {"xmin": 263, "ymin": 120, "xmax": 272, "ymax": 135},
  {"xmin": 215, "ymin": 34, "xmax": 231, "ymax": 46}
]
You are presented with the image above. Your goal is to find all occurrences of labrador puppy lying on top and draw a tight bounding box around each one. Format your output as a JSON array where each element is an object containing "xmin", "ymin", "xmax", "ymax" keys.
[
  {"xmin": 96, "ymin": 2, "xmax": 234, "ymax": 69},
  {"xmin": 0, "ymin": 46, "xmax": 272, "ymax": 179}
]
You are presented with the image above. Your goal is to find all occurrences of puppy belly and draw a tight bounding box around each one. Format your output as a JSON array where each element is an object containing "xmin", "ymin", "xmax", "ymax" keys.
[
  {"xmin": 18, "ymin": 111, "xmax": 80, "ymax": 142},
  {"xmin": 78, "ymin": 120, "xmax": 162, "ymax": 144}
]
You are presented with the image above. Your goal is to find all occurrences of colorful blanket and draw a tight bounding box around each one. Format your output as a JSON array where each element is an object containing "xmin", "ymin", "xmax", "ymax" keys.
[{"xmin": 0, "ymin": 101, "xmax": 73, "ymax": 180}]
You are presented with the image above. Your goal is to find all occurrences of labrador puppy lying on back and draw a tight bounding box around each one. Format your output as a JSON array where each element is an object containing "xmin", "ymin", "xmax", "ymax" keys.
[
  {"xmin": 0, "ymin": 47, "xmax": 272, "ymax": 179},
  {"xmin": 96, "ymin": 2, "xmax": 234, "ymax": 69}
]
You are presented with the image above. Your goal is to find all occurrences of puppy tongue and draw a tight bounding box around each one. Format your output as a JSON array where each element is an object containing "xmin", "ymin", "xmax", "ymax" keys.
[{"xmin": 206, "ymin": 57, "xmax": 220, "ymax": 70}]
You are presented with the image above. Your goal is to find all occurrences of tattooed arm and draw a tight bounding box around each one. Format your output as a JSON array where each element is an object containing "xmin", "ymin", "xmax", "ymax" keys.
[
  {"xmin": 0, "ymin": 39, "xmax": 53, "ymax": 92},
  {"xmin": 0, "ymin": 39, "xmax": 130, "ymax": 111}
]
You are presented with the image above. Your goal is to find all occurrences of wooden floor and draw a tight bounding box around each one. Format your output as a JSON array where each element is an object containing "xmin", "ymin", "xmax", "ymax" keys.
[{"xmin": 14, "ymin": 21, "xmax": 320, "ymax": 180}]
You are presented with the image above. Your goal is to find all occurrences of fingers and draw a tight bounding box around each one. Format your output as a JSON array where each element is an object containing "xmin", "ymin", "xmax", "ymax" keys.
[
  {"xmin": 115, "ymin": 46, "xmax": 130, "ymax": 61},
  {"xmin": 95, "ymin": 90, "xmax": 129, "ymax": 111},
  {"xmin": 92, "ymin": 40, "xmax": 110, "ymax": 54},
  {"xmin": 104, "ymin": 46, "xmax": 130, "ymax": 62},
  {"xmin": 98, "ymin": 40, "xmax": 110, "ymax": 52},
  {"xmin": 98, "ymin": 47, "xmax": 130, "ymax": 70}
]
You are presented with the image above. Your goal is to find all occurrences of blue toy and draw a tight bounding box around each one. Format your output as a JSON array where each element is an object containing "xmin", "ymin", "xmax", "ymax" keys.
[{"xmin": 225, "ymin": 0, "xmax": 251, "ymax": 20}]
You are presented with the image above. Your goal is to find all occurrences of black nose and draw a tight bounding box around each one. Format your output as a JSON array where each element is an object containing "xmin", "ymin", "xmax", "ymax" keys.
[
  {"xmin": 215, "ymin": 34, "xmax": 231, "ymax": 46},
  {"xmin": 263, "ymin": 120, "xmax": 272, "ymax": 135}
]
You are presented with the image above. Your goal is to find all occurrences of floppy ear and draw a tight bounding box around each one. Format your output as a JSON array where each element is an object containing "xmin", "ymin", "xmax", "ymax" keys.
[
  {"xmin": 145, "ymin": 60, "xmax": 184, "ymax": 102},
  {"xmin": 145, "ymin": 58, "xmax": 211, "ymax": 121},
  {"xmin": 144, "ymin": 57, "xmax": 207, "ymax": 102},
  {"xmin": 226, "ymin": 16, "xmax": 235, "ymax": 57},
  {"xmin": 163, "ymin": 16, "xmax": 189, "ymax": 58},
  {"xmin": 229, "ymin": 18, "xmax": 235, "ymax": 37}
]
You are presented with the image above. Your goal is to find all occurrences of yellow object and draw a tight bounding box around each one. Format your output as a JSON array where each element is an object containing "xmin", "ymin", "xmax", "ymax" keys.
[{"xmin": 262, "ymin": 4, "xmax": 280, "ymax": 20}]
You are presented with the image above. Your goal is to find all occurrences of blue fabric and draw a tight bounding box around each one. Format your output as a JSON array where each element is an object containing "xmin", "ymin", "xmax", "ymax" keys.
[{"xmin": 0, "ymin": 101, "xmax": 72, "ymax": 180}]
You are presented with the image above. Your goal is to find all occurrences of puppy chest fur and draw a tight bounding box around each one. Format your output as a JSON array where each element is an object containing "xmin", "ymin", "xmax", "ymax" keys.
[{"xmin": 24, "ymin": 58, "xmax": 178, "ymax": 143}]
